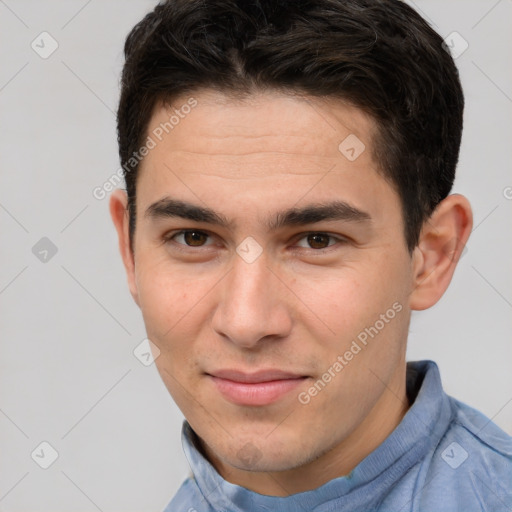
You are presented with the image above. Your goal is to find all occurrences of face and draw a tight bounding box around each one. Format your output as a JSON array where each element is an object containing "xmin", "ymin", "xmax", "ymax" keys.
[{"xmin": 118, "ymin": 90, "xmax": 420, "ymax": 477}]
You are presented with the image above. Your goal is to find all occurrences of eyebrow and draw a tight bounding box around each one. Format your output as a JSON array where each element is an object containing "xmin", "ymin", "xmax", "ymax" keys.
[{"xmin": 145, "ymin": 197, "xmax": 372, "ymax": 230}]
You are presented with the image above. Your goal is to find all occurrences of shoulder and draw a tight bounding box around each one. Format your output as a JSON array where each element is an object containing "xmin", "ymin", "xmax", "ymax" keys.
[
  {"xmin": 450, "ymin": 396, "xmax": 512, "ymax": 456},
  {"xmin": 418, "ymin": 396, "xmax": 512, "ymax": 511}
]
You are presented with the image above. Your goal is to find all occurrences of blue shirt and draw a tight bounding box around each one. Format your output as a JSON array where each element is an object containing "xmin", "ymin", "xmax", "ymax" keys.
[{"xmin": 164, "ymin": 360, "xmax": 512, "ymax": 511}]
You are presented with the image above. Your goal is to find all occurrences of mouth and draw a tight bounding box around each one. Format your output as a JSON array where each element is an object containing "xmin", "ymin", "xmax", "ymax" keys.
[{"xmin": 206, "ymin": 369, "xmax": 308, "ymax": 406}]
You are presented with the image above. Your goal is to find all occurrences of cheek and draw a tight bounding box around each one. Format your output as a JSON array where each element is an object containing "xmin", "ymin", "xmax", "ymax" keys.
[
  {"xmin": 290, "ymin": 258, "xmax": 409, "ymax": 367},
  {"xmin": 289, "ymin": 264, "xmax": 386, "ymax": 335},
  {"xmin": 135, "ymin": 263, "xmax": 208, "ymax": 404},
  {"xmin": 134, "ymin": 257, "xmax": 220, "ymax": 387},
  {"xmin": 135, "ymin": 255, "xmax": 208, "ymax": 335}
]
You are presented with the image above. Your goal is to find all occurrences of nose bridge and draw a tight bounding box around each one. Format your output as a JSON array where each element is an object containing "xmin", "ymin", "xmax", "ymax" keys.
[
  {"xmin": 212, "ymin": 251, "xmax": 291, "ymax": 347},
  {"xmin": 226, "ymin": 252, "xmax": 274, "ymax": 315}
]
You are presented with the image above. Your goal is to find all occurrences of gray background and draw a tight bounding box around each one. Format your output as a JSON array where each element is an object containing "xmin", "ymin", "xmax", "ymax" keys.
[{"xmin": 0, "ymin": 1, "xmax": 511, "ymax": 510}]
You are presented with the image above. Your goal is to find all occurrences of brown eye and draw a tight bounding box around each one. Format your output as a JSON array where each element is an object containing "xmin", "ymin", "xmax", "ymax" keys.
[
  {"xmin": 294, "ymin": 232, "xmax": 346, "ymax": 251},
  {"xmin": 183, "ymin": 231, "xmax": 208, "ymax": 246},
  {"xmin": 168, "ymin": 230, "xmax": 212, "ymax": 247},
  {"xmin": 306, "ymin": 233, "xmax": 332, "ymax": 249}
]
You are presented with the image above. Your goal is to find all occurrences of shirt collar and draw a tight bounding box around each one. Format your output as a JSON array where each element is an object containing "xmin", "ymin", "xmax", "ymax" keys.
[{"xmin": 180, "ymin": 360, "xmax": 453, "ymax": 512}]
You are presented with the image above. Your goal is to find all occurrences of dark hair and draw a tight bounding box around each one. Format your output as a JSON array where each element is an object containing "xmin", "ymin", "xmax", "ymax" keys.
[{"xmin": 117, "ymin": 0, "xmax": 464, "ymax": 253}]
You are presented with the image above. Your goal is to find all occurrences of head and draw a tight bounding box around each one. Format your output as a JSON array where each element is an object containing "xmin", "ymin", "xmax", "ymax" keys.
[{"xmin": 110, "ymin": 0, "xmax": 472, "ymax": 492}]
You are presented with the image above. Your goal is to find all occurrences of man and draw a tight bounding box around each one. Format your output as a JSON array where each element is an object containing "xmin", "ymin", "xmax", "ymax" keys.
[{"xmin": 110, "ymin": 0, "xmax": 512, "ymax": 510}]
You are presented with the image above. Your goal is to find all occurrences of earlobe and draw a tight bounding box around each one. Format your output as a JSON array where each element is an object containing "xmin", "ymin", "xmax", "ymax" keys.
[
  {"xmin": 109, "ymin": 189, "xmax": 140, "ymax": 307},
  {"xmin": 409, "ymin": 194, "xmax": 473, "ymax": 311}
]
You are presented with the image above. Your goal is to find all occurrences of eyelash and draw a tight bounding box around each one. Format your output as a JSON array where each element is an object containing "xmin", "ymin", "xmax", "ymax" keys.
[{"xmin": 162, "ymin": 230, "xmax": 348, "ymax": 253}]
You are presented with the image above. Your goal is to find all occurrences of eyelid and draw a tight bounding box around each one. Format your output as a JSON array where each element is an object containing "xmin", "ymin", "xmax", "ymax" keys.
[
  {"xmin": 163, "ymin": 229, "xmax": 216, "ymax": 247},
  {"xmin": 293, "ymin": 232, "xmax": 349, "ymax": 250}
]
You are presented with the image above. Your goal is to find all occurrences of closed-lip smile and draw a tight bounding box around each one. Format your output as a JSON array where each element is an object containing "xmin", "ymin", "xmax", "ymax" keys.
[{"xmin": 206, "ymin": 369, "xmax": 308, "ymax": 406}]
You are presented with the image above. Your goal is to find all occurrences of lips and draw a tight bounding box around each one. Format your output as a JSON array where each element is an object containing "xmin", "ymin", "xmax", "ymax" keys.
[
  {"xmin": 209, "ymin": 369, "xmax": 304, "ymax": 383},
  {"xmin": 206, "ymin": 369, "xmax": 307, "ymax": 406}
]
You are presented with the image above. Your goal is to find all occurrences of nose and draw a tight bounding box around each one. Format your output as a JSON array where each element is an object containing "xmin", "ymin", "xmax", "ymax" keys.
[{"xmin": 211, "ymin": 251, "xmax": 293, "ymax": 349}]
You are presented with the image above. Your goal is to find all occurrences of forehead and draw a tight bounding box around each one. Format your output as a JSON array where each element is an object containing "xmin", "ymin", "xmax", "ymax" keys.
[
  {"xmin": 135, "ymin": 89, "xmax": 401, "ymax": 230},
  {"xmin": 144, "ymin": 90, "xmax": 375, "ymax": 169}
]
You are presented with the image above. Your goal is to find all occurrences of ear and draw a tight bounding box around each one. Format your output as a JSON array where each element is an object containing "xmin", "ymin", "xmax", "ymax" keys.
[
  {"xmin": 109, "ymin": 189, "xmax": 140, "ymax": 307},
  {"xmin": 409, "ymin": 193, "xmax": 473, "ymax": 311}
]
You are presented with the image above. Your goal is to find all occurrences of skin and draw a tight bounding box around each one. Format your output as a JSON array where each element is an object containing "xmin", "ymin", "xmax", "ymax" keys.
[{"xmin": 110, "ymin": 89, "xmax": 472, "ymax": 496}]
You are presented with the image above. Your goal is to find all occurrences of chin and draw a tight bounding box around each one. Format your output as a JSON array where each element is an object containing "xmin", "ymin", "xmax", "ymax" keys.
[
  {"xmin": 210, "ymin": 433, "xmax": 313, "ymax": 473},
  {"xmin": 230, "ymin": 450, "xmax": 303, "ymax": 473}
]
